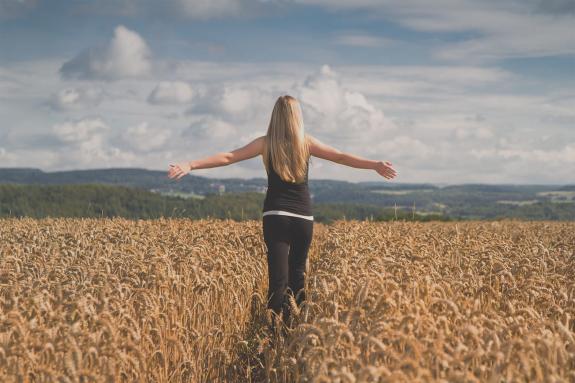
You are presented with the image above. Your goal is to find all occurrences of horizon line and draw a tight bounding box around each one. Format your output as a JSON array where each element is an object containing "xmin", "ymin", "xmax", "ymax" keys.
[{"xmin": 0, "ymin": 167, "xmax": 573, "ymax": 187}]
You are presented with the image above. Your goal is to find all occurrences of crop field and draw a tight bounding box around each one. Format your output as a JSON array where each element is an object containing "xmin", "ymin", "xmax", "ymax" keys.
[{"xmin": 0, "ymin": 218, "xmax": 574, "ymax": 382}]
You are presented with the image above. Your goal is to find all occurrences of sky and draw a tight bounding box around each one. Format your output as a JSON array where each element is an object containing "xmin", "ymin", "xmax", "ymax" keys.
[{"xmin": 0, "ymin": 0, "xmax": 574, "ymax": 185}]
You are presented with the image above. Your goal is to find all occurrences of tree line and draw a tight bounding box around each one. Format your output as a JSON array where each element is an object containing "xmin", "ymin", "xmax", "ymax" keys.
[{"xmin": 0, "ymin": 184, "xmax": 449, "ymax": 223}]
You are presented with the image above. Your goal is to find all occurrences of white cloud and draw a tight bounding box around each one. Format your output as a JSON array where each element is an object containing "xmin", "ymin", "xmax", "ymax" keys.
[
  {"xmin": 471, "ymin": 144, "xmax": 575, "ymax": 163},
  {"xmin": 334, "ymin": 33, "xmax": 396, "ymax": 48},
  {"xmin": 52, "ymin": 117, "xmax": 109, "ymax": 143},
  {"xmin": 2, "ymin": 53, "xmax": 574, "ymax": 183},
  {"xmin": 50, "ymin": 117, "xmax": 137, "ymax": 169},
  {"xmin": 294, "ymin": 65, "xmax": 397, "ymax": 146},
  {"xmin": 374, "ymin": 135, "xmax": 435, "ymax": 161},
  {"xmin": 148, "ymin": 81, "xmax": 194, "ymax": 105},
  {"xmin": 291, "ymin": 0, "xmax": 381, "ymax": 9},
  {"xmin": 176, "ymin": 0, "xmax": 244, "ymax": 19},
  {"xmin": 431, "ymin": 13, "xmax": 575, "ymax": 62},
  {"xmin": 70, "ymin": 0, "xmax": 142, "ymax": 17},
  {"xmin": 49, "ymin": 87, "xmax": 104, "ymax": 110},
  {"xmin": 455, "ymin": 126, "xmax": 493, "ymax": 140},
  {"xmin": 410, "ymin": 113, "xmax": 495, "ymax": 141},
  {"xmin": 0, "ymin": 147, "xmax": 59, "ymax": 169},
  {"xmin": 58, "ymin": 0, "xmax": 282, "ymax": 20},
  {"xmin": 183, "ymin": 116, "xmax": 237, "ymax": 141},
  {"xmin": 188, "ymin": 84, "xmax": 272, "ymax": 122},
  {"xmin": 0, "ymin": 147, "xmax": 9, "ymax": 160},
  {"xmin": 294, "ymin": 0, "xmax": 575, "ymax": 62},
  {"xmin": 219, "ymin": 86, "xmax": 253, "ymax": 115},
  {"xmin": 332, "ymin": 65, "xmax": 515, "ymax": 101},
  {"xmin": 120, "ymin": 121, "xmax": 172, "ymax": 151},
  {"xmin": 60, "ymin": 25, "xmax": 152, "ymax": 80}
]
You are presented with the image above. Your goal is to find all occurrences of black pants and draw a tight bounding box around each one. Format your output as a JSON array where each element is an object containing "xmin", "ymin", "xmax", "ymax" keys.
[{"xmin": 262, "ymin": 214, "xmax": 313, "ymax": 326}]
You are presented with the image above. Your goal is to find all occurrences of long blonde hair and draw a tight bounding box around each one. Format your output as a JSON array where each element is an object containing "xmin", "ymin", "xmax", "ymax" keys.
[{"xmin": 263, "ymin": 95, "xmax": 310, "ymax": 183}]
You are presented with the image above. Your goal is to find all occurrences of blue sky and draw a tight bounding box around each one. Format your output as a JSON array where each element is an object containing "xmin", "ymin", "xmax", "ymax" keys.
[{"xmin": 0, "ymin": 0, "xmax": 574, "ymax": 184}]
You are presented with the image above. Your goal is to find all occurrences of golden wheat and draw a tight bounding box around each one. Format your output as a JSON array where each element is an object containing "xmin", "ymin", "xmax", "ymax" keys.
[{"xmin": 0, "ymin": 218, "xmax": 573, "ymax": 382}]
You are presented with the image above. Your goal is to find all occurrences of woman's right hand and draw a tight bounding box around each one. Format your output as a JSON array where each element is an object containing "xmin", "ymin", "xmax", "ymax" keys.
[
  {"xmin": 168, "ymin": 162, "xmax": 192, "ymax": 181},
  {"xmin": 375, "ymin": 161, "xmax": 397, "ymax": 179}
]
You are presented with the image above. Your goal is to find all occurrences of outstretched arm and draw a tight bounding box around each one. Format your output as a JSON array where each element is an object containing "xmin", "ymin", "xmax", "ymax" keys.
[
  {"xmin": 168, "ymin": 136, "xmax": 265, "ymax": 181},
  {"xmin": 308, "ymin": 135, "xmax": 397, "ymax": 179}
]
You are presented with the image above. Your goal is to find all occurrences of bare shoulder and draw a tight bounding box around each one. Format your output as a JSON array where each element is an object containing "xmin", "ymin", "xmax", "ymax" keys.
[
  {"xmin": 305, "ymin": 134, "xmax": 343, "ymax": 162},
  {"xmin": 228, "ymin": 135, "xmax": 266, "ymax": 163},
  {"xmin": 256, "ymin": 135, "xmax": 266, "ymax": 153},
  {"xmin": 249, "ymin": 135, "xmax": 266, "ymax": 150},
  {"xmin": 305, "ymin": 134, "xmax": 319, "ymax": 152},
  {"xmin": 305, "ymin": 134, "xmax": 319, "ymax": 147}
]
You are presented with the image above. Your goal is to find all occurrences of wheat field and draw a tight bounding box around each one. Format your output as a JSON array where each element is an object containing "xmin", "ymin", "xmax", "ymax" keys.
[{"xmin": 0, "ymin": 218, "xmax": 573, "ymax": 382}]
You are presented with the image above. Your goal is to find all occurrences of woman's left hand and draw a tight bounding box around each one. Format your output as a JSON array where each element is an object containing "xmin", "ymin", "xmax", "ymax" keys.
[
  {"xmin": 168, "ymin": 162, "xmax": 192, "ymax": 180},
  {"xmin": 375, "ymin": 161, "xmax": 397, "ymax": 180}
]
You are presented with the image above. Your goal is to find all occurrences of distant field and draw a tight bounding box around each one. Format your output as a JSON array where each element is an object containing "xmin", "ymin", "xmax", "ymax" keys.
[
  {"xmin": 370, "ymin": 189, "xmax": 436, "ymax": 195},
  {"xmin": 497, "ymin": 200, "xmax": 539, "ymax": 206},
  {"xmin": 537, "ymin": 191, "xmax": 575, "ymax": 202},
  {"xmin": 1, "ymin": 218, "xmax": 574, "ymax": 382},
  {"xmin": 156, "ymin": 190, "xmax": 206, "ymax": 199}
]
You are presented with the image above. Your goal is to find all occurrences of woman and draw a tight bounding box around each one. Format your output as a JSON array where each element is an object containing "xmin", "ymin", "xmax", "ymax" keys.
[{"xmin": 167, "ymin": 95, "xmax": 397, "ymax": 332}]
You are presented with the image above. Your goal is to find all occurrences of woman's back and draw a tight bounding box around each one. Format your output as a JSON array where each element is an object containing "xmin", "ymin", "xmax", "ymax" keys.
[{"xmin": 262, "ymin": 154, "xmax": 312, "ymax": 217}]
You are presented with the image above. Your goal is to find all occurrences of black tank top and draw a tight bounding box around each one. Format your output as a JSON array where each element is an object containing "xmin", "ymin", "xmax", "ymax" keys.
[{"xmin": 262, "ymin": 154, "xmax": 312, "ymax": 216}]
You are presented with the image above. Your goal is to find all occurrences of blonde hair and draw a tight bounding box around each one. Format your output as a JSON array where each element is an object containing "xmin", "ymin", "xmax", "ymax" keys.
[{"xmin": 262, "ymin": 95, "xmax": 310, "ymax": 183}]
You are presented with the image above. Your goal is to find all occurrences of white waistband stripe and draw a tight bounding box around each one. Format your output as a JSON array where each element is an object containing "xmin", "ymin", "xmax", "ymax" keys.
[{"xmin": 263, "ymin": 210, "xmax": 314, "ymax": 221}]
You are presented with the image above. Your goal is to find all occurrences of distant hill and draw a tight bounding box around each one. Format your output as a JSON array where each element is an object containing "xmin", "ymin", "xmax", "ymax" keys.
[{"xmin": 1, "ymin": 167, "xmax": 574, "ymax": 220}]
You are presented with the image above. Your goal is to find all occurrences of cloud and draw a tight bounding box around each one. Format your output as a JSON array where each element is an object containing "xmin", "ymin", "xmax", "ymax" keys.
[
  {"xmin": 188, "ymin": 84, "xmax": 272, "ymax": 122},
  {"xmin": 182, "ymin": 116, "xmax": 237, "ymax": 141},
  {"xmin": 471, "ymin": 144, "xmax": 575, "ymax": 163},
  {"xmin": 0, "ymin": 147, "xmax": 9, "ymax": 160},
  {"xmin": 294, "ymin": 65, "xmax": 397, "ymax": 146},
  {"xmin": 432, "ymin": 16, "xmax": 575, "ymax": 62},
  {"xmin": 294, "ymin": 0, "xmax": 575, "ymax": 62},
  {"xmin": 455, "ymin": 127, "xmax": 493, "ymax": 140},
  {"xmin": 401, "ymin": 7, "xmax": 575, "ymax": 62},
  {"xmin": 219, "ymin": 87, "xmax": 254, "ymax": 115},
  {"xmin": 2, "ymin": 51, "xmax": 573, "ymax": 183},
  {"xmin": 49, "ymin": 87, "xmax": 104, "ymax": 110},
  {"xmin": 0, "ymin": 147, "xmax": 59, "ymax": 169},
  {"xmin": 175, "ymin": 0, "xmax": 245, "ymax": 19},
  {"xmin": 148, "ymin": 81, "xmax": 194, "ymax": 105},
  {"xmin": 51, "ymin": 117, "xmax": 136, "ymax": 169},
  {"xmin": 410, "ymin": 113, "xmax": 495, "ymax": 141},
  {"xmin": 52, "ymin": 117, "xmax": 110, "ymax": 143},
  {"xmin": 91, "ymin": 0, "xmax": 290, "ymax": 19},
  {"xmin": 60, "ymin": 25, "xmax": 152, "ymax": 80},
  {"xmin": 170, "ymin": 0, "xmax": 293, "ymax": 20},
  {"xmin": 120, "ymin": 121, "xmax": 172, "ymax": 151},
  {"xmin": 374, "ymin": 135, "xmax": 435, "ymax": 163},
  {"xmin": 68, "ymin": 0, "xmax": 266, "ymax": 20},
  {"xmin": 334, "ymin": 33, "xmax": 396, "ymax": 48},
  {"xmin": 69, "ymin": 0, "xmax": 143, "ymax": 17},
  {"xmin": 291, "ymin": 0, "xmax": 380, "ymax": 10}
]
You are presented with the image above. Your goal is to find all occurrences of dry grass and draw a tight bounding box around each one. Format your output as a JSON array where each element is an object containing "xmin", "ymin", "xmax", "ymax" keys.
[{"xmin": 0, "ymin": 218, "xmax": 573, "ymax": 382}]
